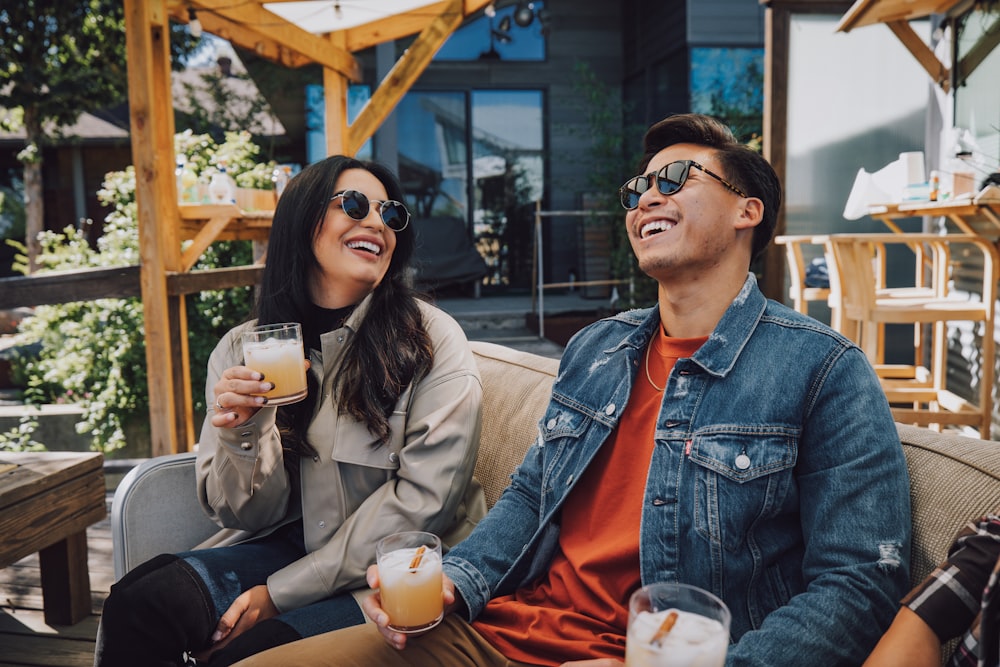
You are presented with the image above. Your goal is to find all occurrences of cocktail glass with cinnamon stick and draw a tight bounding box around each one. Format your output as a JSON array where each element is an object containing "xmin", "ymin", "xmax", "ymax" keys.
[
  {"xmin": 376, "ymin": 531, "xmax": 444, "ymax": 633},
  {"xmin": 625, "ymin": 583, "xmax": 730, "ymax": 667}
]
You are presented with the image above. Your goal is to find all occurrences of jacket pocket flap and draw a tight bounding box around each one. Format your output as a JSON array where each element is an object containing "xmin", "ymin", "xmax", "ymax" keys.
[{"xmin": 689, "ymin": 430, "xmax": 797, "ymax": 483}]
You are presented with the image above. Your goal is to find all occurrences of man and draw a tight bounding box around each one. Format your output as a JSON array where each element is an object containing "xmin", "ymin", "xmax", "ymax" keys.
[{"xmin": 235, "ymin": 113, "xmax": 911, "ymax": 666}]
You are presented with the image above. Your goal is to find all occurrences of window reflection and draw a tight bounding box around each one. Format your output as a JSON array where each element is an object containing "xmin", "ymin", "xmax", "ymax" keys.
[
  {"xmin": 690, "ymin": 47, "xmax": 764, "ymax": 144},
  {"xmin": 396, "ymin": 89, "xmax": 544, "ymax": 289},
  {"xmin": 436, "ymin": 2, "xmax": 547, "ymax": 62}
]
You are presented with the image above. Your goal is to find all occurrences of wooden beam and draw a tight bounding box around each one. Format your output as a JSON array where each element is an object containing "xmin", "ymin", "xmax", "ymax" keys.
[
  {"xmin": 956, "ymin": 12, "xmax": 1000, "ymax": 87},
  {"xmin": 125, "ymin": 0, "xmax": 190, "ymax": 456},
  {"xmin": 185, "ymin": 0, "xmax": 361, "ymax": 80},
  {"xmin": 186, "ymin": 12, "xmax": 312, "ymax": 69},
  {"xmin": 885, "ymin": 19, "xmax": 950, "ymax": 92},
  {"xmin": 167, "ymin": 266, "xmax": 264, "ymax": 295},
  {"xmin": 343, "ymin": 0, "xmax": 493, "ymax": 51},
  {"xmin": 346, "ymin": 0, "xmax": 465, "ymax": 156},
  {"xmin": 0, "ymin": 267, "xmax": 142, "ymax": 310}
]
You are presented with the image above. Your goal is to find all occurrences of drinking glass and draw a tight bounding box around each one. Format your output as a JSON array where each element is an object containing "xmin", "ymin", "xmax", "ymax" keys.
[
  {"xmin": 241, "ymin": 322, "xmax": 307, "ymax": 406},
  {"xmin": 376, "ymin": 531, "xmax": 444, "ymax": 633},
  {"xmin": 625, "ymin": 583, "xmax": 730, "ymax": 667}
]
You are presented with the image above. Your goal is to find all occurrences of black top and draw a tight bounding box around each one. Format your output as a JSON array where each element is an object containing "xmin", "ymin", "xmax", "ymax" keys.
[{"xmin": 304, "ymin": 302, "xmax": 356, "ymax": 352}]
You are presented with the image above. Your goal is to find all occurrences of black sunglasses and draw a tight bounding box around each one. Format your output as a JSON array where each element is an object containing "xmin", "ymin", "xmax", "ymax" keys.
[
  {"xmin": 619, "ymin": 160, "xmax": 748, "ymax": 210},
  {"xmin": 330, "ymin": 190, "xmax": 410, "ymax": 232}
]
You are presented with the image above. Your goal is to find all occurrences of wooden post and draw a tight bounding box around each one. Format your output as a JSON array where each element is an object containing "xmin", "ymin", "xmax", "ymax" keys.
[
  {"xmin": 125, "ymin": 0, "xmax": 192, "ymax": 456},
  {"xmin": 761, "ymin": 2, "xmax": 789, "ymax": 302},
  {"xmin": 323, "ymin": 37, "xmax": 350, "ymax": 157}
]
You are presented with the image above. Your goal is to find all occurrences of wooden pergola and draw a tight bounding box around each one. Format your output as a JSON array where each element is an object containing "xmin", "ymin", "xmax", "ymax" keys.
[{"xmin": 124, "ymin": 0, "xmax": 492, "ymax": 457}]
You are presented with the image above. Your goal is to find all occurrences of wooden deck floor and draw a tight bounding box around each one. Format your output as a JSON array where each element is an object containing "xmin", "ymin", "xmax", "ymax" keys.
[{"xmin": 0, "ymin": 495, "xmax": 111, "ymax": 667}]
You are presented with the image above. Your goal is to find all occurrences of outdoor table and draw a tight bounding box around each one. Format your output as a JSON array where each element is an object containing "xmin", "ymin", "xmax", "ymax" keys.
[
  {"xmin": 865, "ymin": 189, "xmax": 1000, "ymax": 238},
  {"xmin": 0, "ymin": 451, "xmax": 106, "ymax": 625}
]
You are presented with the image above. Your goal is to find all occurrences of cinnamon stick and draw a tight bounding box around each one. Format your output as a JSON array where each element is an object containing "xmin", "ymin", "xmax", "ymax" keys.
[
  {"xmin": 650, "ymin": 610, "xmax": 679, "ymax": 646},
  {"xmin": 408, "ymin": 545, "xmax": 427, "ymax": 570}
]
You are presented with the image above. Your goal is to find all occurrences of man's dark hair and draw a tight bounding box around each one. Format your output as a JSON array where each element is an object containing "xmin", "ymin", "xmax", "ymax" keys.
[{"xmin": 639, "ymin": 113, "xmax": 782, "ymax": 260}]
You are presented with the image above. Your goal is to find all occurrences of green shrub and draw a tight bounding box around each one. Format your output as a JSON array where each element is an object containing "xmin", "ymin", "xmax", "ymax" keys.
[{"xmin": 0, "ymin": 131, "xmax": 269, "ymax": 453}]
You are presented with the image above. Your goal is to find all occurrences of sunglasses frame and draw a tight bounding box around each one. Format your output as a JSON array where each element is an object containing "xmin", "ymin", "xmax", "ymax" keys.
[
  {"xmin": 619, "ymin": 160, "xmax": 748, "ymax": 210},
  {"xmin": 331, "ymin": 190, "xmax": 411, "ymax": 231}
]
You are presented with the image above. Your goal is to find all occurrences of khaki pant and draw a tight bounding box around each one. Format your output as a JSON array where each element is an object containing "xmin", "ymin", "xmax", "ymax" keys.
[{"xmin": 232, "ymin": 614, "xmax": 541, "ymax": 667}]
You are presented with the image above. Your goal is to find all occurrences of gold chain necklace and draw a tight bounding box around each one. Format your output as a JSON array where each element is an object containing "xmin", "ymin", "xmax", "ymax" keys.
[{"xmin": 644, "ymin": 340, "xmax": 664, "ymax": 392}]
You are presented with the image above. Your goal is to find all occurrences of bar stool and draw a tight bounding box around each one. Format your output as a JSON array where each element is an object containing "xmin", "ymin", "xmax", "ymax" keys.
[{"xmin": 824, "ymin": 233, "xmax": 996, "ymax": 438}]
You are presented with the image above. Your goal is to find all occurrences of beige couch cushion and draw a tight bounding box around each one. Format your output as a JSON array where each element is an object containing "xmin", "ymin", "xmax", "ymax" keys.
[
  {"xmin": 470, "ymin": 341, "xmax": 559, "ymax": 509},
  {"xmin": 897, "ymin": 422, "xmax": 1000, "ymax": 588}
]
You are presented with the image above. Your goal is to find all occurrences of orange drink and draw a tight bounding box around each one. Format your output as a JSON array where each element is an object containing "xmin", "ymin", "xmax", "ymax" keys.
[
  {"xmin": 376, "ymin": 531, "xmax": 443, "ymax": 633},
  {"xmin": 241, "ymin": 323, "xmax": 307, "ymax": 406}
]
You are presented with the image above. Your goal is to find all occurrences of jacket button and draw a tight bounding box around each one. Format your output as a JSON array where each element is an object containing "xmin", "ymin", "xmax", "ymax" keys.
[
  {"xmin": 240, "ymin": 442, "xmax": 252, "ymax": 451},
  {"xmin": 605, "ymin": 403, "xmax": 616, "ymax": 415},
  {"xmin": 318, "ymin": 521, "xmax": 326, "ymax": 528},
  {"xmin": 735, "ymin": 454, "xmax": 751, "ymax": 470},
  {"xmin": 388, "ymin": 452, "xmax": 399, "ymax": 464},
  {"xmin": 546, "ymin": 418, "xmax": 557, "ymax": 430}
]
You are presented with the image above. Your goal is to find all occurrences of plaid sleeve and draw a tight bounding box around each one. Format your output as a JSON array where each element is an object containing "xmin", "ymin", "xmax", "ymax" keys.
[{"xmin": 903, "ymin": 515, "xmax": 1000, "ymax": 642}]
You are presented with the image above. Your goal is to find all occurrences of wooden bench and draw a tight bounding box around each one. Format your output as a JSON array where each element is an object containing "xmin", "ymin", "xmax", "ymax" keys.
[{"xmin": 0, "ymin": 451, "xmax": 106, "ymax": 625}]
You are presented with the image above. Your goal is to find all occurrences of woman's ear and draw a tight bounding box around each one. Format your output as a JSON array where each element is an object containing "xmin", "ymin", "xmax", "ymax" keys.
[{"xmin": 734, "ymin": 197, "xmax": 764, "ymax": 231}]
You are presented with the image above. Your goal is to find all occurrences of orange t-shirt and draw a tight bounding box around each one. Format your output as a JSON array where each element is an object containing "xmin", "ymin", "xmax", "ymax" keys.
[{"xmin": 472, "ymin": 329, "xmax": 707, "ymax": 666}]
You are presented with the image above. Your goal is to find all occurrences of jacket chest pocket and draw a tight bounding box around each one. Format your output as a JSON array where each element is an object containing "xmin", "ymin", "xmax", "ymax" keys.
[
  {"xmin": 687, "ymin": 430, "xmax": 797, "ymax": 553},
  {"xmin": 330, "ymin": 412, "xmax": 406, "ymax": 471}
]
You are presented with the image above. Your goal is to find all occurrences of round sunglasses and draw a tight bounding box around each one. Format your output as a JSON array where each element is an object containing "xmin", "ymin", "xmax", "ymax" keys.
[
  {"xmin": 330, "ymin": 190, "xmax": 410, "ymax": 231},
  {"xmin": 619, "ymin": 159, "xmax": 748, "ymax": 210}
]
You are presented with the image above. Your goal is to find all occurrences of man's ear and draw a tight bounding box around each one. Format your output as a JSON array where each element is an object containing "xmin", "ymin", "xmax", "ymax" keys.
[{"xmin": 734, "ymin": 197, "xmax": 764, "ymax": 231}]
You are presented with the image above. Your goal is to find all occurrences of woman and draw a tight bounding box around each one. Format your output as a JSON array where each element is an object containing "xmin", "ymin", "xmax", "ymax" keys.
[{"xmin": 95, "ymin": 156, "xmax": 485, "ymax": 666}]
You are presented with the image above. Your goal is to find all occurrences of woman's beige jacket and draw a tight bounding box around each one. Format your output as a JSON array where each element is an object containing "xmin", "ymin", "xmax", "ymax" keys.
[{"xmin": 194, "ymin": 296, "xmax": 485, "ymax": 612}]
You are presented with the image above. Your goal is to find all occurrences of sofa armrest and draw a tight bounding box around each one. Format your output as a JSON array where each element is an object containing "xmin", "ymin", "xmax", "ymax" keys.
[
  {"xmin": 110, "ymin": 452, "xmax": 218, "ymax": 580},
  {"xmin": 898, "ymin": 423, "xmax": 1000, "ymax": 588}
]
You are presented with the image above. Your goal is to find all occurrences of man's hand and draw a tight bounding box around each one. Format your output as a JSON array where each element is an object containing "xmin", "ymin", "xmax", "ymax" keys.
[
  {"xmin": 192, "ymin": 584, "xmax": 279, "ymax": 660},
  {"xmin": 361, "ymin": 564, "xmax": 456, "ymax": 650}
]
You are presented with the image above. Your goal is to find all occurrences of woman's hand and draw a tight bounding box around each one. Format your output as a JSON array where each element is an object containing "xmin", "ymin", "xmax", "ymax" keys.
[
  {"xmin": 559, "ymin": 661, "xmax": 623, "ymax": 667},
  {"xmin": 191, "ymin": 584, "xmax": 279, "ymax": 660},
  {"xmin": 360, "ymin": 564, "xmax": 457, "ymax": 650},
  {"xmin": 210, "ymin": 365, "xmax": 272, "ymax": 427}
]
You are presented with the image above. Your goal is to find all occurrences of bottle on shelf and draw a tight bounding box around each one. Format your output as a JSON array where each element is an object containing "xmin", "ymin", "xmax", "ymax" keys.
[
  {"xmin": 175, "ymin": 156, "xmax": 198, "ymax": 204},
  {"xmin": 272, "ymin": 165, "xmax": 291, "ymax": 203},
  {"xmin": 208, "ymin": 160, "xmax": 237, "ymax": 205}
]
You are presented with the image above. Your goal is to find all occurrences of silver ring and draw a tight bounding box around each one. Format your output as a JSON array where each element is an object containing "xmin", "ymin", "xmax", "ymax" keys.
[{"xmin": 215, "ymin": 400, "xmax": 224, "ymax": 411}]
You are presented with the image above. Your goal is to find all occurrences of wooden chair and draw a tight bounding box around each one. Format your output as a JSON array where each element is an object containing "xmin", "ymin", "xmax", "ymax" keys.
[
  {"xmin": 774, "ymin": 235, "xmax": 831, "ymax": 317},
  {"xmin": 824, "ymin": 233, "xmax": 996, "ymax": 438}
]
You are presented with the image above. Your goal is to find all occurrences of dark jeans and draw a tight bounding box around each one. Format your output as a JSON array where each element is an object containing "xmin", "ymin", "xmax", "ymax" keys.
[{"xmin": 95, "ymin": 521, "xmax": 366, "ymax": 667}]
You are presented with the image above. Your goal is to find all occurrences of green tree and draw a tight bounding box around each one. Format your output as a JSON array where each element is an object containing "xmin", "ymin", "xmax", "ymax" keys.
[
  {"xmin": 0, "ymin": 1, "xmax": 128, "ymax": 272},
  {"xmin": 0, "ymin": 2, "xmax": 201, "ymax": 272}
]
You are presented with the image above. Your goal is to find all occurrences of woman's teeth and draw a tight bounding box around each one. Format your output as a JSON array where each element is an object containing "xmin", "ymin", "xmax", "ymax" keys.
[{"xmin": 347, "ymin": 240, "xmax": 381, "ymax": 255}]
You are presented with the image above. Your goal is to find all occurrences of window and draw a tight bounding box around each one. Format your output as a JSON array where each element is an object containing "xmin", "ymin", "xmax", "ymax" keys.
[
  {"xmin": 690, "ymin": 47, "xmax": 764, "ymax": 143},
  {"xmin": 435, "ymin": 2, "xmax": 547, "ymax": 62},
  {"xmin": 396, "ymin": 89, "xmax": 544, "ymax": 287}
]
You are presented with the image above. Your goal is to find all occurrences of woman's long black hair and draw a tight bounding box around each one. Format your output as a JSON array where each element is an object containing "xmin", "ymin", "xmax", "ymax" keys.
[{"xmin": 253, "ymin": 155, "xmax": 433, "ymax": 457}]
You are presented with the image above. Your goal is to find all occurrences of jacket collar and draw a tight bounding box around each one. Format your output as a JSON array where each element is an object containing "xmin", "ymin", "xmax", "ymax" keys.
[{"xmin": 611, "ymin": 273, "xmax": 765, "ymax": 379}]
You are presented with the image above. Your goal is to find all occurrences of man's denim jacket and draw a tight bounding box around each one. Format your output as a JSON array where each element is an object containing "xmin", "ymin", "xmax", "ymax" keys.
[{"xmin": 444, "ymin": 274, "xmax": 912, "ymax": 667}]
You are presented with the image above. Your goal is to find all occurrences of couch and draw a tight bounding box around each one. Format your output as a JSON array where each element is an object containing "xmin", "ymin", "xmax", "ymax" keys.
[{"xmin": 111, "ymin": 340, "xmax": 1000, "ymax": 657}]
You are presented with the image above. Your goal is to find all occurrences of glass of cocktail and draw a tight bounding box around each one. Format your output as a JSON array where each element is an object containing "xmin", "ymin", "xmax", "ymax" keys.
[
  {"xmin": 241, "ymin": 322, "xmax": 307, "ymax": 406},
  {"xmin": 376, "ymin": 531, "xmax": 444, "ymax": 633},
  {"xmin": 625, "ymin": 583, "xmax": 730, "ymax": 667}
]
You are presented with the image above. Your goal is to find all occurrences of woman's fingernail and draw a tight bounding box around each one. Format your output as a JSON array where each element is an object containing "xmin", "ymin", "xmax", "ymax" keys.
[{"xmin": 212, "ymin": 631, "xmax": 223, "ymax": 642}]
